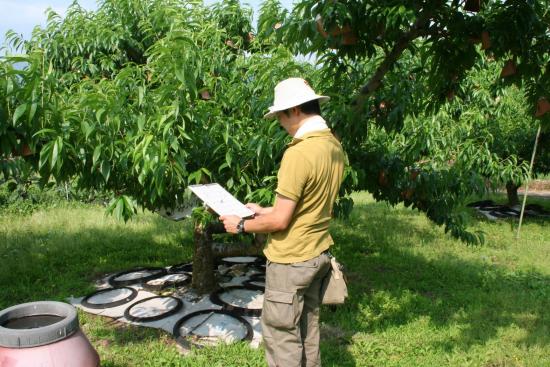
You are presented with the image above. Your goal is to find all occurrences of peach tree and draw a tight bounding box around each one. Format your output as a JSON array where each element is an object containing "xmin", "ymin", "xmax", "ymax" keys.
[
  {"xmin": 261, "ymin": 0, "xmax": 550, "ymax": 243},
  {"xmin": 0, "ymin": 0, "xmax": 321, "ymax": 291}
]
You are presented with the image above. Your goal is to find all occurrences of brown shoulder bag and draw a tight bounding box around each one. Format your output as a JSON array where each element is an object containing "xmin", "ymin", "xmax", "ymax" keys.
[{"xmin": 320, "ymin": 256, "xmax": 348, "ymax": 305}]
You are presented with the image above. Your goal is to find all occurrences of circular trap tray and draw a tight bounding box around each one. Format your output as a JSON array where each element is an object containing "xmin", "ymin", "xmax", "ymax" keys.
[
  {"xmin": 142, "ymin": 272, "xmax": 191, "ymax": 292},
  {"xmin": 124, "ymin": 296, "xmax": 183, "ymax": 322},
  {"xmin": 168, "ymin": 263, "xmax": 193, "ymax": 273},
  {"xmin": 173, "ymin": 309, "xmax": 253, "ymax": 345},
  {"xmin": 220, "ymin": 256, "xmax": 264, "ymax": 266},
  {"xmin": 81, "ymin": 287, "xmax": 138, "ymax": 309},
  {"xmin": 108, "ymin": 267, "xmax": 167, "ymax": 287},
  {"xmin": 210, "ymin": 285, "xmax": 264, "ymax": 317},
  {"xmin": 243, "ymin": 274, "xmax": 265, "ymax": 289}
]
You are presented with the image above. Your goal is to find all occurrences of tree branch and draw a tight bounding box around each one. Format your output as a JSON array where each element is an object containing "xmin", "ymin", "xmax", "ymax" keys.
[{"xmin": 355, "ymin": 13, "xmax": 431, "ymax": 108}]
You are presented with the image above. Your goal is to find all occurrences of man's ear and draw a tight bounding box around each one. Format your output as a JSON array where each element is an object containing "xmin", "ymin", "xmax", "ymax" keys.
[{"xmin": 291, "ymin": 106, "xmax": 301, "ymax": 116}]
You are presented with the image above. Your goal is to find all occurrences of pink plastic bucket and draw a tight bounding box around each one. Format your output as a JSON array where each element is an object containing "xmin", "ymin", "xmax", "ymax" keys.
[{"xmin": 0, "ymin": 301, "xmax": 100, "ymax": 367}]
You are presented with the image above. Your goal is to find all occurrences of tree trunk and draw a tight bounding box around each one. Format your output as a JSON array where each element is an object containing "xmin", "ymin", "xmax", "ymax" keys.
[
  {"xmin": 506, "ymin": 182, "xmax": 520, "ymax": 206},
  {"xmin": 191, "ymin": 222, "xmax": 267, "ymax": 294},
  {"xmin": 211, "ymin": 233, "xmax": 266, "ymax": 258},
  {"xmin": 191, "ymin": 221, "xmax": 219, "ymax": 294}
]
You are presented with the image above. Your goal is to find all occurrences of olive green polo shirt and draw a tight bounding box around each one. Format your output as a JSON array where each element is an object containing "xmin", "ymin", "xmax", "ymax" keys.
[{"xmin": 264, "ymin": 129, "xmax": 345, "ymax": 263}]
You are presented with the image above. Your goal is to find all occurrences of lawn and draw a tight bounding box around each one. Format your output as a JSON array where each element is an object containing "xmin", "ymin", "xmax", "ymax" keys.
[{"xmin": 0, "ymin": 194, "xmax": 548, "ymax": 366}]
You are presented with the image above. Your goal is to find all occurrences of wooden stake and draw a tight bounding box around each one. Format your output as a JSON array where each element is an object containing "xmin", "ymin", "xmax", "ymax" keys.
[{"xmin": 516, "ymin": 123, "xmax": 542, "ymax": 240}]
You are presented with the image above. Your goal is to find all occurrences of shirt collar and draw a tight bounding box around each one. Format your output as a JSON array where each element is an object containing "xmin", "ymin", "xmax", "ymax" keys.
[
  {"xmin": 288, "ymin": 129, "xmax": 333, "ymax": 147},
  {"xmin": 293, "ymin": 115, "xmax": 328, "ymax": 139}
]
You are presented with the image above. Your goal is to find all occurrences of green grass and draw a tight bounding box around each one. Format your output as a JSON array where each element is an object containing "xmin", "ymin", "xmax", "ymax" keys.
[
  {"xmin": 1, "ymin": 194, "xmax": 549, "ymax": 366},
  {"xmin": 0, "ymin": 203, "xmax": 193, "ymax": 306}
]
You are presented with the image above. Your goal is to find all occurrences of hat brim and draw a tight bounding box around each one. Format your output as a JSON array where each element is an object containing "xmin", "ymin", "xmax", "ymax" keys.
[{"xmin": 263, "ymin": 95, "xmax": 330, "ymax": 119}]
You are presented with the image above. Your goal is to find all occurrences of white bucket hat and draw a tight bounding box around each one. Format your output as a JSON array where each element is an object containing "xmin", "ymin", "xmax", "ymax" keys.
[{"xmin": 264, "ymin": 77, "xmax": 330, "ymax": 119}]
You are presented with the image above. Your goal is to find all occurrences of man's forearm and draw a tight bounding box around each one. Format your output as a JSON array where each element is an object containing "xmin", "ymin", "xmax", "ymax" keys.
[
  {"xmin": 258, "ymin": 207, "xmax": 274, "ymax": 215},
  {"xmin": 220, "ymin": 197, "xmax": 295, "ymax": 235}
]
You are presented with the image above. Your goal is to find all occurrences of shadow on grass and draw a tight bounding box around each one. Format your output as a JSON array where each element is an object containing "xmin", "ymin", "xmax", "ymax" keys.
[
  {"xmin": 0, "ymin": 213, "xmax": 193, "ymax": 309},
  {"xmin": 328, "ymin": 201, "xmax": 549, "ymax": 356},
  {"xmin": 88, "ymin": 316, "xmax": 174, "ymax": 367}
]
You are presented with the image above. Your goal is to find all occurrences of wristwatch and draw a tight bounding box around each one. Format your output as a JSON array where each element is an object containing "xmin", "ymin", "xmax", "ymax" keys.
[{"xmin": 236, "ymin": 218, "xmax": 246, "ymax": 234}]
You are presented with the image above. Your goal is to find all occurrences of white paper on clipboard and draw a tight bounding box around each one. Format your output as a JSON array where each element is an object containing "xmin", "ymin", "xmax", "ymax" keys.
[{"xmin": 189, "ymin": 183, "xmax": 255, "ymax": 218}]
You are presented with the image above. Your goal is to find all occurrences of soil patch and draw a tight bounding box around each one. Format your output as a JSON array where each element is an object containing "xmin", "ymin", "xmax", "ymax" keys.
[
  {"xmin": 507, "ymin": 180, "xmax": 550, "ymax": 200},
  {"xmin": 521, "ymin": 179, "xmax": 550, "ymax": 191}
]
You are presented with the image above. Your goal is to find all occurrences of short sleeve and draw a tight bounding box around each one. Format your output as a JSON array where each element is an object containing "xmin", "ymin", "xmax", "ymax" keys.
[{"xmin": 275, "ymin": 148, "xmax": 310, "ymax": 202}]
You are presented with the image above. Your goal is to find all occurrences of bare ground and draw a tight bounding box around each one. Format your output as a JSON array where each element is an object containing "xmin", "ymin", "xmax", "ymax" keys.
[{"xmin": 518, "ymin": 179, "xmax": 550, "ymax": 199}]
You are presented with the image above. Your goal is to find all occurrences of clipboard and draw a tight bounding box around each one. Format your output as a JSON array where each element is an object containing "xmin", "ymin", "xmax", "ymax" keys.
[{"xmin": 189, "ymin": 183, "xmax": 255, "ymax": 218}]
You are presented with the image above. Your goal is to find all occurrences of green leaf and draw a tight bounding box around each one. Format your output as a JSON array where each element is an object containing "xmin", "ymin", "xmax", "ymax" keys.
[
  {"xmin": 138, "ymin": 115, "xmax": 145, "ymax": 132},
  {"xmin": 122, "ymin": 195, "xmax": 136, "ymax": 220},
  {"xmin": 218, "ymin": 162, "xmax": 229, "ymax": 173},
  {"xmin": 13, "ymin": 103, "xmax": 27, "ymax": 124},
  {"xmin": 225, "ymin": 150, "xmax": 232, "ymax": 168},
  {"xmin": 39, "ymin": 141, "xmax": 52, "ymax": 172},
  {"xmin": 223, "ymin": 127, "xmax": 229, "ymax": 145},
  {"xmin": 188, "ymin": 169, "xmax": 203, "ymax": 184},
  {"xmin": 138, "ymin": 86, "xmax": 144, "ymax": 106},
  {"xmin": 138, "ymin": 169, "xmax": 146, "ymax": 185},
  {"xmin": 96, "ymin": 108, "xmax": 106, "ymax": 123},
  {"xmin": 100, "ymin": 160, "xmax": 111, "ymax": 182},
  {"xmin": 114, "ymin": 197, "xmax": 124, "ymax": 221},
  {"xmin": 6, "ymin": 78, "xmax": 13, "ymax": 95},
  {"xmin": 28, "ymin": 103, "xmax": 38, "ymax": 122},
  {"xmin": 163, "ymin": 121, "xmax": 173, "ymax": 139},
  {"xmin": 175, "ymin": 68, "xmax": 186, "ymax": 83},
  {"xmin": 81, "ymin": 120, "xmax": 94, "ymax": 140},
  {"xmin": 51, "ymin": 138, "xmax": 61, "ymax": 170},
  {"xmin": 93, "ymin": 145, "xmax": 102, "ymax": 167},
  {"xmin": 142, "ymin": 135, "xmax": 153, "ymax": 155},
  {"xmin": 32, "ymin": 128, "xmax": 56, "ymax": 138}
]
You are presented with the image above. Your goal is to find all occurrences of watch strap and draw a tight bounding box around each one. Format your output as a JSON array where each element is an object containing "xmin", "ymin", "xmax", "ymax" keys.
[{"xmin": 237, "ymin": 218, "xmax": 246, "ymax": 233}]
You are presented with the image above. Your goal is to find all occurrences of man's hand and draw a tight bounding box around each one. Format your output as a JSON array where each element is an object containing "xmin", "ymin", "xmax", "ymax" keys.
[
  {"xmin": 245, "ymin": 203, "xmax": 273, "ymax": 216},
  {"xmin": 245, "ymin": 203, "xmax": 265, "ymax": 215},
  {"xmin": 219, "ymin": 214, "xmax": 241, "ymax": 234}
]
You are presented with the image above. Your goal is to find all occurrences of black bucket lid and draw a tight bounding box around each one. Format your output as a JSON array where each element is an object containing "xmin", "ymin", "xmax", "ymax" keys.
[{"xmin": 0, "ymin": 301, "xmax": 79, "ymax": 348}]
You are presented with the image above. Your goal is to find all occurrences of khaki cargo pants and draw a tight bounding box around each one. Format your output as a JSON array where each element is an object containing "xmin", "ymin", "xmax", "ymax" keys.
[{"xmin": 261, "ymin": 252, "xmax": 331, "ymax": 367}]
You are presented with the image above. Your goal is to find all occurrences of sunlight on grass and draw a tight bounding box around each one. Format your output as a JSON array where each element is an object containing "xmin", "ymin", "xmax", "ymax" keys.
[{"xmin": 327, "ymin": 192, "xmax": 550, "ymax": 367}]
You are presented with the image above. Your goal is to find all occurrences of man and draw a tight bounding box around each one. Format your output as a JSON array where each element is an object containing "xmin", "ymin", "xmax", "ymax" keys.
[{"xmin": 220, "ymin": 77, "xmax": 345, "ymax": 367}]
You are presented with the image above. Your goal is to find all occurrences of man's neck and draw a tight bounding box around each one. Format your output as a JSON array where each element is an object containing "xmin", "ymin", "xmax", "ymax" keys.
[
  {"xmin": 288, "ymin": 114, "xmax": 314, "ymax": 137},
  {"xmin": 292, "ymin": 115, "xmax": 327, "ymax": 138}
]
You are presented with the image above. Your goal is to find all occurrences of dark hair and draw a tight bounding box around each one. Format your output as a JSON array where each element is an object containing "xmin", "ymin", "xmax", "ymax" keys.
[
  {"xmin": 281, "ymin": 99, "xmax": 321, "ymax": 116},
  {"xmin": 299, "ymin": 99, "xmax": 322, "ymax": 115}
]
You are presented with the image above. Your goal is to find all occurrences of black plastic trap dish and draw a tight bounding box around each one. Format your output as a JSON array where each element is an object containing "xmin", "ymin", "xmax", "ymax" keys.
[
  {"xmin": 124, "ymin": 296, "xmax": 183, "ymax": 322},
  {"xmin": 81, "ymin": 287, "xmax": 138, "ymax": 309},
  {"xmin": 210, "ymin": 285, "xmax": 264, "ymax": 317},
  {"xmin": 243, "ymin": 274, "xmax": 265, "ymax": 289},
  {"xmin": 173, "ymin": 309, "xmax": 253, "ymax": 345},
  {"xmin": 220, "ymin": 256, "xmax": 265, "ymax": 266},
  {"xmin": 108, "ymin": 267, "xmax": 167, "ymax": 287},
  {"xmin": 168, "ymin": 263, "xmax": 193, "ymax": 273},
  {"xmin": 467, "ymin": 200, "xmax": 495, "ymax": 208},
  {"xmin": 142, "ymin": 272, "xmax": 191, "ymax": 292}
]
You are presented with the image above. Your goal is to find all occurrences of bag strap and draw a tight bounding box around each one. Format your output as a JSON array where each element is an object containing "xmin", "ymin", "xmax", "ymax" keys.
[{"xmin": 330, "ymin": 258, "xmax": 344, "ymax": 280}]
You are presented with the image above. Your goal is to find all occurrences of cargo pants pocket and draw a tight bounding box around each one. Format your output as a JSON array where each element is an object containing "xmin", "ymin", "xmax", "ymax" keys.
[{"xmin": 262, "ymin": 289, "xmax": 299, "ymax": 329}]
